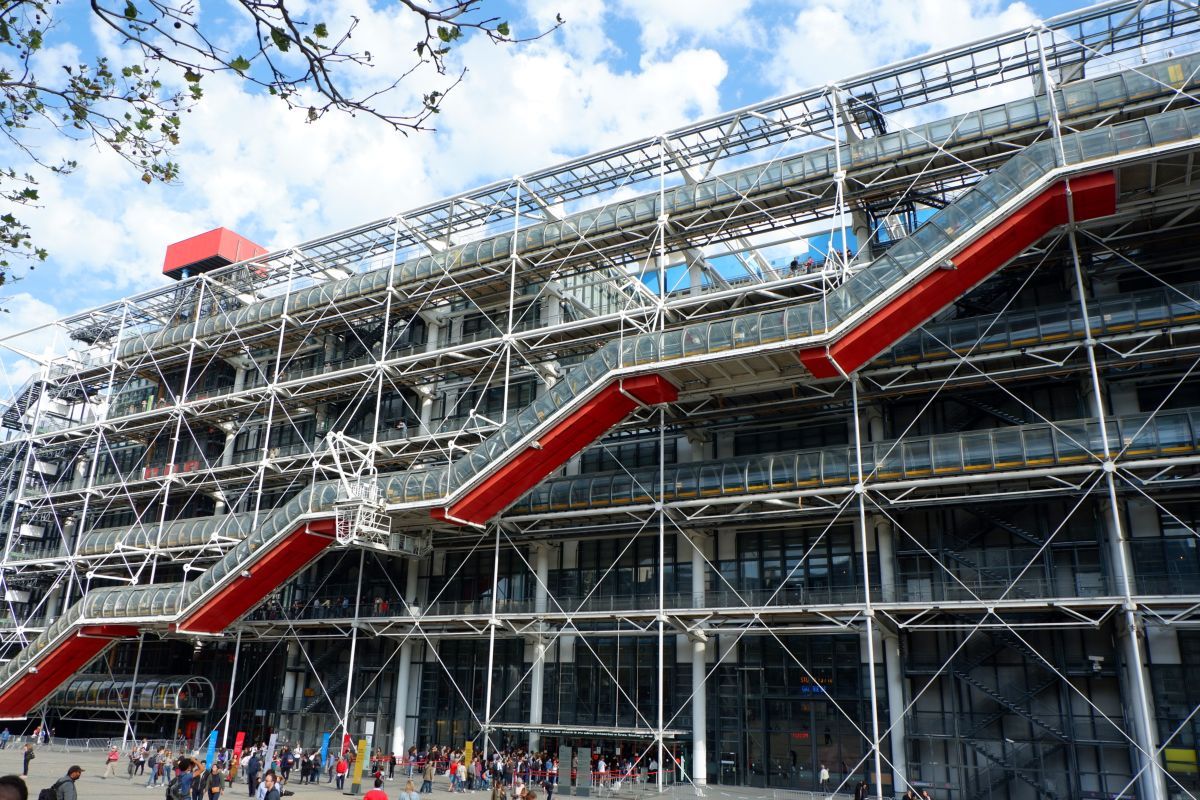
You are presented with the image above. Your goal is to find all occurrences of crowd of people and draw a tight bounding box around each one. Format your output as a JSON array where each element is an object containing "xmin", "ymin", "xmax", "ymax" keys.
[{"xmin": 0, "ymin": 735, "xmax": 909, "ymax": 800}]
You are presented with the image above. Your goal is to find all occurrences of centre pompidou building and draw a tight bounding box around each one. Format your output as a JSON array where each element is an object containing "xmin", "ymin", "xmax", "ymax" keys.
[{"xmin": 4, "ymin": 3, "xmax": 1200, "ymax": 798}]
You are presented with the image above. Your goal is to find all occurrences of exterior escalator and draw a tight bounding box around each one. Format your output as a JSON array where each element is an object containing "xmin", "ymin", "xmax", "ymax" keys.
[{"xmin": 2, "ymin": 107, "xmax": 1198, "ymax": 721}]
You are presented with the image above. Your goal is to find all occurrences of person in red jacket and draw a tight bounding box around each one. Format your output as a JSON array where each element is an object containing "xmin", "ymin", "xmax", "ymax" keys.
[{"xmin": 365, "ymin": 777, "xmax": 389, "ymax": 800}]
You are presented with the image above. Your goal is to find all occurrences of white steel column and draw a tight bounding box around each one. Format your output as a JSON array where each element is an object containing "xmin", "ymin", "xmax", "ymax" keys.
[
  {"xmin": 1035, "ymin": 28, "xmax": 1163, "ymax": 800},
  {"xmin": 339, "ymin": 549, "xmax": 366, "ymax": 745},
  {"xmin": 655, "ymin": 138, "xmax": 669, "ymax": 791},
  {"xmin": 282, "ymin": 643, "xmax": 298, "ymax": 713},
  {"xmin": 851, "ymin": 379, "xmax": 884, "ymax": 800},
  {"xmin": 482, "ymin": 523, "xmax": 503, "ymax": 757},
  {"xmin": 690, "ymin": 534, "xmax": 707, "ymax": 787},
  {"xmin": 222, "ymin": 629, "xmax": 242, "ymax": 748},
  {"xmin": 1062, "ymin": 223, "xmax": 1165, "ymax": 799},
  {"xmin": 121, "ymin": 633, "xmax": 146, "ymax": 747},
  {"xmin": 874, "ymin": 515, "xmax": 906, "ymax": 792},
  {"xmin": 528, "ymin": 543, "xmax": 550, "ymax": 751},
  {"xmin": 391, "ymin": 559, "xmax": 420, "ymax": 755}
]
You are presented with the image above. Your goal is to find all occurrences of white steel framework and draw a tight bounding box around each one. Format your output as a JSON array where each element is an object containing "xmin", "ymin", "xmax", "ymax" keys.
[{"xmin": 4, "ymin": 4, "xmax": 1200, "ymax": 800}]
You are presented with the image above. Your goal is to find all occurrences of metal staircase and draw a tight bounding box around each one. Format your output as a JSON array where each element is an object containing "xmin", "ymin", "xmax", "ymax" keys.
[
  {"xmin": 964, "ymin": 740, "xmax": 1063, "ymax": 800},
  {"xmin": 302, "ymin": 673, "xmax": 348, "ymax": 714},
  {"xmin": 970, "ymin": 509, "xmax": 1047, "ymax": 547},
  {"xmin": 1, "ymin": 377, "xmax": 43, "ymax": 431}
]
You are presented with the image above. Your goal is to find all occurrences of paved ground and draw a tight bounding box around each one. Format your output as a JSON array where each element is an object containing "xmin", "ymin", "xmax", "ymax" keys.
[
  {"xmin": 0, "ymin": 744, "xmax": 851, "ymax": 800},
  {"xmin": 0, "ymin": 743, "xmax": 374, "ymax": 798}
]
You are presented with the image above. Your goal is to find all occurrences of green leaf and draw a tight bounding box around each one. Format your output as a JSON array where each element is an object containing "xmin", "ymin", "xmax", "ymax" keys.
[
  {"xmin": 496, "ymin": 22, "xmax": 510, "ymax": 36},
  {"xmin": 229, "ymin": 55, "xmax": 251, "ymax": 72},
  {"xmin": 436, "ymin": 26, "xmax": 453, "ymax": 43},
  {"xmin": 313, "ymin": 22, "xmax": 328, "ymax": 38},
  {"xmin": 270, "ymin": 27, "xmax": 291, "ymax": 52},
  {"xmin": 123, "ymin": 1, "xmax": 138, "ymax": 19},
  {"xmin": 183, "ymin": 69, "xmax": 202, "ymax": 83}
]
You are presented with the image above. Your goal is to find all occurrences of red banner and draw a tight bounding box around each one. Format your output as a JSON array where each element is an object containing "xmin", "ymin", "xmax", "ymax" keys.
[
  {"xmin": 342, "ymin": 734, "xmax": 352, "ymax": 756},
  {"xmin": 230, "ymin": 732, "xmax": 246, "ymax": 779}
]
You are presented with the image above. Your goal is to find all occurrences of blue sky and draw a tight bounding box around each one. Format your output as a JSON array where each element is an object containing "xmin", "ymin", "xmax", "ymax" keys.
[{"xmin": 0, "ymin": 0, "xmax": 1099, "ymax": 376}]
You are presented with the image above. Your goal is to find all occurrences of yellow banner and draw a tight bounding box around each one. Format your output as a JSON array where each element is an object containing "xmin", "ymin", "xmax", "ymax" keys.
[{"xmin": 351, "ymin": 737, "xmax": 370, "ymax": 790}]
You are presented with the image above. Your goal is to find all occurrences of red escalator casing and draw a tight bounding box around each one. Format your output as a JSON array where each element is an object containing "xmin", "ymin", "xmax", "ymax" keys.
[
  {"xmin": 0, "ymin": 624, "xmax": 138, "ymax": 719},
  {"xmin": 799, "ymin": 172, "xmax": 1117, "ymax": 379},
  {"xmin": 433, "ymin": 374, "xmax": 677, "ymax": 526},
  {"xmin": 177, "ymin": 519, "xmax": 337, "ymax": 634}
]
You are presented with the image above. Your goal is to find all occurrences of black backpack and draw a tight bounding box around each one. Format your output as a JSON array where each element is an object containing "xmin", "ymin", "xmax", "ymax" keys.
[
  {"xmin": 165, "ymin": 774, "xmax": 185, "ymax": 800},
  {"xmin": 36, "ymin": 778, "xmax": 69, "ymax": 800}
]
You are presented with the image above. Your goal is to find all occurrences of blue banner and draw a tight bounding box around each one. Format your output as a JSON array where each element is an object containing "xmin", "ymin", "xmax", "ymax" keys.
[
  {"xmin": 320, "ymin": 732, "xmax": 331, "ymax": 770},
  {"xmin": 206, "ymin": 728, "xmax": 218, "ymax": 771}
]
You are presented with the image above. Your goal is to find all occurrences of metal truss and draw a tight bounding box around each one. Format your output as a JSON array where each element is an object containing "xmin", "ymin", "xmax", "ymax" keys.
[{"xmin": 7, "ymin": 6, "xmax": 1200, "ymax": 800}]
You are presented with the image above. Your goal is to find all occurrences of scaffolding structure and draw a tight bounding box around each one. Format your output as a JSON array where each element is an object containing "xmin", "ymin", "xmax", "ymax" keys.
[{"xmin": 4, "ymin": 3, "xmax": 1200, "ymax": 799}]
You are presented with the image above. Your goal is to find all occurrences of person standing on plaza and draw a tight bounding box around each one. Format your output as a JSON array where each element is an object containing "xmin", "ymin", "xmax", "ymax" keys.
[
  {"xmin": 21, "ymin": 744, "xmax": 34, "ymax": 777},
  {"xmin": 364, "ymin": 777, "xmax": 389, "ymax": 800},
  {"xmin": 420, "ymin": 757, "xmax": 434, "ymax": 794},
  {"xmin": 246, "ymin": 751, "xmax": 261, "ymax": 798},
  {"xmin": 819, "ymin": 763, "xmax": 829, "ymax": 792},
  {"xmin": 146, "ymin": 746, "xmax": 162, "ymax": 787},
  {"xmin": 0, "ymin": 728, "xmax": 9, "ymax": 750},
  {"xmin": 336, "ymin": 756, "xmax": 350, "ymax": 791},
  {"xmin": 103, "ymin": 744, "xmax": 120, "ymax": 778},
  {"xmin": 206, "ymin": 763, "xmax": 224, "ymax": 796}
]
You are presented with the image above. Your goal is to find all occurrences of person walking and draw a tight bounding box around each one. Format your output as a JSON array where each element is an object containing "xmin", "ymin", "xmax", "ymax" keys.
[
  {"xmin": 855, "ymin": 780, "xmax": 870, "ymax": 800},
  {"xmin": 103, "ymin": 744, "xmax": 120, "ymax": 778},
  {"xmin": 278, "ymin": 749, "xmax": 292, "ymax": 786},
  {"xmin": 819, "ymin": 764, "xmax": 829, "ymax": 792},
  {"xmin": 52, "ymin": 765, "xmax": 84, "ymax": 800},
  {"xmin": 21, "ymin": 744, "xmax": 34, "ymax": 776},
  {"xmin": 0, "ymin": 728, "xmax": 9, "ymax": 749}
]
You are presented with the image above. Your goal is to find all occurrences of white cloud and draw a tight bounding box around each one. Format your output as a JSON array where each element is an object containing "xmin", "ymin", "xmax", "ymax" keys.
[
  {"xmin": 765, "ymin": 0, "xmax": 1038, "ymax": 93},
  {"xmin": 614, "ymin": 0, "xmax": 757, "ymax": 65},
  {"xmin": 3, "ymin": 0, "xmax": 1053, "ymax": 336},
  {"xmin": 9, "ymin": 0, "xmax": 732, "ymax": 317}
]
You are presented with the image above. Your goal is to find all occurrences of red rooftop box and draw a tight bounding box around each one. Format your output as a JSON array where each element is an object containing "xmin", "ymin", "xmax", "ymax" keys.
[{"xmin": 163, "ymin": 227, "xmax": 267, "ymax": 280}]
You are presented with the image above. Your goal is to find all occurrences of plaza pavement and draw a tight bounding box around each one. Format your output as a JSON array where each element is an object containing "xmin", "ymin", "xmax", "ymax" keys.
[{"xmin": 0, "ymin": 743, "xmax": 853, "ymax": 800}]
